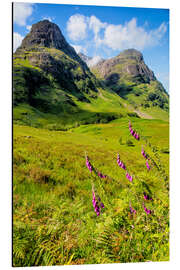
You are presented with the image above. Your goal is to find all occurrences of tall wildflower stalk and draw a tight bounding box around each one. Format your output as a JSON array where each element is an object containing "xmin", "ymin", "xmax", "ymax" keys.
[
  {"xmin": 92, "ymin": 185, "xmax": 105, "ymax": 216},
  {"xmin": 129, "ymin": 121, "xmax": 140, "ymax": 140},
  {"xmin": 85, "ymin": 120, "xmax": 168, "ymax": 219}
]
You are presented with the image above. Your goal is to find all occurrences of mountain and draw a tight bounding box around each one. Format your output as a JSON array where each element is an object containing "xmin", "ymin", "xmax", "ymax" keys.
[
  {"xmin": 13, "ymin": 21, "xmax": 169, "ymax": 129},
  {"xmin": 91, "ymin": 49, "xmax": 169, "ymax": 111},
  {"xmin": 94, "ymin": 49, "xmax": 156, "ymax": 83},
  {"xmin": 13, "ymin": 20, "xmax": 99, "ymax": 112}
]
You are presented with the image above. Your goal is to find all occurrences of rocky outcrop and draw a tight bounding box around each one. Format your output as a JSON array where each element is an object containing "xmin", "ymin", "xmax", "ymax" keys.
[
  {"xmin": 16, "ymin": 20, "xmax": 88, "ymax": 69},
  {"xmin": 94, "ymin": 49, "xmax": 156, "ymax": 84}
]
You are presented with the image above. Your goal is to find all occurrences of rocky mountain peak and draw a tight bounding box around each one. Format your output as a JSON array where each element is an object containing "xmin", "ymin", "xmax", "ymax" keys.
[
  {"xmin": 17, "ymin": 20, "xmax": 85, "ymax": 65},
  {"xmin": 118, "ymin": 49, "xmax": 143, "ymax": 61},
  {"xmin": 20, "ymin": 20, "xmax": 67, "ymax": 50},
  {"xmin": 94, "ymin": 48, "xmax": 156, "ymax": 83}
]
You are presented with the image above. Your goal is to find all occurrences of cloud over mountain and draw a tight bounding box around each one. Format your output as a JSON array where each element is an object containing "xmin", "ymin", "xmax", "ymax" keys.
[
  {"xmin": 67, "ymin": 14, "xmax": 167, "ymax": 51},
  {"xmin": 67, "ymin": 14, "xmax": 88, "ymax": 41}
]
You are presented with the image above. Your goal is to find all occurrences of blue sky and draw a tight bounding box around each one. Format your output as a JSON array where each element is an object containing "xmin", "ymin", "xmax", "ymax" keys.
[{"xmin": 13, "ymin": 2, "xmax": 169, "ymax": 92}]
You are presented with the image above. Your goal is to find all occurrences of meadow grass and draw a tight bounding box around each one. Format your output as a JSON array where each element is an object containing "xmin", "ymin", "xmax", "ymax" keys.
[{"xmin": 13, "ymin": 117, "xmax": 169, "ymax": 266}]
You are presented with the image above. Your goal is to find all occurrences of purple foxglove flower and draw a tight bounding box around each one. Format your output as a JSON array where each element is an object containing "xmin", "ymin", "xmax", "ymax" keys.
[
  {"xmin": 98, "ymin": 172, "xmax": 102, "ymax": 178},
  {"xmin": 86, "ymin": 156, "xmax": 93, "ymax": 172},
  {"xmin": 126, "ymin": 172, "xmax": 133, "ymax": 182},
  {"xmin": 100, "ymin": 202, "xmax": 104, "ymax": 208},
  {"xmin": 92, "ymin": 199, "xmax": 96, "ymax": 206},
  {"xmin": 141, "ymin": 148, "xmax": 148, "ymax": 159},
  {"xmin": 117, "ymin": 154, "xmax": 126, "ymax": 170},
  {"xmin": 118, "ymin": 160, "xmax": 122, "ymax": 167},
  {"xmin": 135, "ymin": 133, "xmax": 140, "ymax": 140},
  {"xmin": 96, "ymin": 211, "xmax": 100, "ymax": 216},
  {"xmin": 143, "ymin": 203, "xmax": 152, "ymax": 215},
  {"xmin": 92, "ymin": 190, "xmax": 104, "ymax": 216},
  {"xmin": 98, "ymin": 171, "xmax": 107, "ymax": 179},
  {"xmin": 143, "ymin": 192, "xmax": 153, "ymax": 201},
  {"xmin": 130, "ymin": 206, "xmax": 136, "ymax": 214},
  {"xmin": 144, "ymin": 194, "xmax": 148, "ymax": 200},
  {"xmin": 121, "ymin": 163, "xmax": 126, "ymax": 170},
  {"xmin": 146, "ymin": 161, "xmax": 150, "ymax": 170}
]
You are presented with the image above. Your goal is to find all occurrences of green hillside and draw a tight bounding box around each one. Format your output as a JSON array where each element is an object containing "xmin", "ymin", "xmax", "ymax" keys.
[{"xmin": 13, "ymin": 20, "xmax": 169, "ymax": 267}]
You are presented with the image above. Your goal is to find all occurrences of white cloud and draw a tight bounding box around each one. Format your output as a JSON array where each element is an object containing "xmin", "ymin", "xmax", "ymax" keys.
[
  {"xmin": 42, "ymin": 16, "xmax": 54, "ymax": 22},
  {"xmin": 13, "ymin": 32, "xmax": 24, "ymax": 52},
  {"xmin": 26, "ymin": 25, "xmax": 32, "ymax": 32},
  {"xmin": 13, "ymin": 2, "xmax": 34, "ymax": 26},
  {"xmin": 67, "ymin": 14, "xmax": 167, "ymax": 52},
  {"xmin": 67, "ymin": 14, "xmax": 88, "ymax": 41},
  {"xmin": 148, "ymin": 22, "xmax": 167, "ymax": 46},
  {"xmin": 87, "ymin": 56, "xmax": 102, "ymax": 67},
  {"xmin": 71, "ymin": 44, "xmax": 87, "ymax": 55},
  {"xmin": 89, "ymin": 15, "xmax": 107, "ymax": 46},
  {"xmin": 103, "ymin": 18, "xmax": 167, "ymax": 51}
]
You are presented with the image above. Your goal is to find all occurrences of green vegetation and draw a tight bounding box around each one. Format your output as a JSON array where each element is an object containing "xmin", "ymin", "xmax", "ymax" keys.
[
  {"xmin": 13, "ymin": 38, "xmax": 169, "ymax": 267},
  {"xmin": 13, "ymin": 47, "xmax": 98, "ymax": 109},
  {"xmin": 13, "ymin": 117, "xmax": 169, "ymax": 266}
]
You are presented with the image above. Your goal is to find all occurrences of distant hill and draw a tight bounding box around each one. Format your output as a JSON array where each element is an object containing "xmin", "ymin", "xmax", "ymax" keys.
[{"xmin": 91, "ymin": 49, "xmax": 169, "ymax": 111}]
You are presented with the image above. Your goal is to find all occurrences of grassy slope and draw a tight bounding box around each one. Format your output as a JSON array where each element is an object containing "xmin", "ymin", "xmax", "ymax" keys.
[
  {"xmin": 13, "ymin": 117, "xmax": 169, "ymax": 266},
  {"xmin": 13, "ymin": 85, "xmax": 168, "ymax": 130},
  {"xmin": 13, "ymin": 88, "xmax": 139, "ymax": 130}
]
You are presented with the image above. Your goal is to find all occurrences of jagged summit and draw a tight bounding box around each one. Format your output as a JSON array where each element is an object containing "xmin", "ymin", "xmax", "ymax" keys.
[
  {"xmin": 19, "ymin": 20, "xmax": 68, "ymax": 50},
  {"xmin": 17, "ymin": 20, "xmax": 83, "ymax": 64}
]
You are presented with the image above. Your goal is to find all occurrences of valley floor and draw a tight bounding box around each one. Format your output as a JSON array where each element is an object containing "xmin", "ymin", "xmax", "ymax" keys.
[{"xmin": 13, "ymin": 117, "xmax": 169, "ymax": 266}]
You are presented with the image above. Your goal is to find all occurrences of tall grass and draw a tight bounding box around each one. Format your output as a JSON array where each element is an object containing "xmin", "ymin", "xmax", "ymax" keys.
[{"xmin": 13, "ymin": 117, "xmax": 169, "ymax": 266}]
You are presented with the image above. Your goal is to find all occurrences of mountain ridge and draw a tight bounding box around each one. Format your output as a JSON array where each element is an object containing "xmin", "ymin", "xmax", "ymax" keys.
[{"xmin": 13, "ymin": 20, "xmax": 169, "ymax": 129}]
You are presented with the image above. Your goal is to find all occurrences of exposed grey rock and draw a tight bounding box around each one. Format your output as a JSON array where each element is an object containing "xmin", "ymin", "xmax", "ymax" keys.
[
  {"xmin": 95, "ymin": 48, "xmax": 156, "ymax": 83},
  {"xmin": 17, "ymin": 20, "xmax": 88, "ymax": 69}
]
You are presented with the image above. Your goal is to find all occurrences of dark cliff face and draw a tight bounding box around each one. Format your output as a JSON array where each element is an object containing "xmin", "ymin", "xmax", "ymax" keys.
[
  {"xmin": 13, "ymin": 20, "xmax": 98, "ymax": 111},
  {"xmin": 95, "ymin": 49, "xmax": 156, "ymax": 84},
  {"xmin": 17, "ymin": 20, "xmax": 87, "ymax": 68},
  {"xmin": 20, "ymin": 20, "xmax": 67, "ymax": 49}
]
